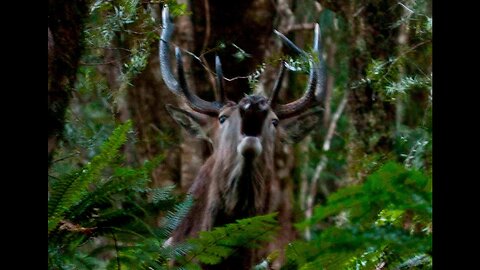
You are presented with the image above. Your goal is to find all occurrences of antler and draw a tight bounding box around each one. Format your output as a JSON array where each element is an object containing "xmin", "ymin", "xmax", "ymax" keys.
[
  {"xmin": 215, "ymin": 55, "xmax": 227, "ymax": 103},
  {"xmin": 268, "ymin": 60, "xmax": 285, "ymax": 107},
  {"xmin": 159, "ymin": 6, "xmax": 222, "ymax": 116},
  {"xmin": 270, "ymin": 24, "xmax": 326, "ymax": 119}
]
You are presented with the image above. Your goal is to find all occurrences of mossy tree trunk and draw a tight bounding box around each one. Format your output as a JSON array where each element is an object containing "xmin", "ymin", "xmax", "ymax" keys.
[
  {"xmin": 48, "ymin": 0, "xmax": 88, "ymax": 168},
  {"xmin": 321, "ymin": 0, "xmax": 403, "ymax": 180}
]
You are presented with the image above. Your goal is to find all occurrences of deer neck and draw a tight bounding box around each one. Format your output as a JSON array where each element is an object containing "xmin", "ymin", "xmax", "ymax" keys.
[{"xmin": 215, "ymin": 146, "xmax": 274, "ymax": 218}]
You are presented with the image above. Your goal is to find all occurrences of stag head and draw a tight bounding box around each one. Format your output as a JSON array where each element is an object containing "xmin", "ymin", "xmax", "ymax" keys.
[{"xmin": 159, "ymin": 6, "xmax": 326, "ymax": 163}]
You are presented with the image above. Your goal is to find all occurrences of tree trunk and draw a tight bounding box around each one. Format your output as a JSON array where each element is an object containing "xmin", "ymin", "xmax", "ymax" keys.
[
  {"xmin": 48, "ymin": 0, "xmax": 88, "ymax": 168},
  {"xmin": 190, "ymin": 0, "xmax": 276, "ymax": 102},
  {"xmin": 95, "ymin": 4, "xmax": 186, "ymax": 189},
  {"xmin": 127, "ymin": 42, "xmax": 182, "ymax": 188},
  {"xmin": 321, "ymin": 0, "xmax": 402, "ymax": 181}
]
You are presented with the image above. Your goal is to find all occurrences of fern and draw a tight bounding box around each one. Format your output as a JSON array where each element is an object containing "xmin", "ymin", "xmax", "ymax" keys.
[
  {"xmin": 69, "ymin": 155, "xmax": 165, "ymax": 222},
  {"xmin": 48, "ymin": 121, "xmax": 132, "ymax": 234},
  {"xmin": 92, "ymin": 203, "xmax": 279, "ymax": 269},
  {"xmin": 288, "ymin": 162, "xmax": 431, "ymax": 270},
  {"xmin": 177, "ymin": 213, "xmax": 279, "ymax": 267},
  {"xmin": 160, "ymin": 194, "xmax": 194, "ymax": 238},
  {"xmin": 393, "ymin": 253, "xmax": 432, "ymax": 269},
  {"xmin": 302, "ymin": 162, "xmax": 431, "ymax": 228},
  {"xmin": 105, "ymin": 237, "xmax": 166, "ymax": 270},
  {"xmin": 48, "ymin": 119, "xmax": 195, "ymax": 269},
  {"xmin": 152, "ymin": 185, "xmax": 176, "ymax": 204}
]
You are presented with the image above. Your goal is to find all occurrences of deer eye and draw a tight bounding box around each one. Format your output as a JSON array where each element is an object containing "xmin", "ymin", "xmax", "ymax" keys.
[
  {"xmin": 219, "ymin": 115, "xmax": 228, "ymax": 124},
  {"xmin": 272, "ymin": 119, "xmax": 279, "ymax": 127}
]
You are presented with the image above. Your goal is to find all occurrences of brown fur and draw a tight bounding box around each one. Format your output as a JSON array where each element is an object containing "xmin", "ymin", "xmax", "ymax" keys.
[{"xmin": 170, "ymin": 96, "xmax": 282, "ymax": 269}]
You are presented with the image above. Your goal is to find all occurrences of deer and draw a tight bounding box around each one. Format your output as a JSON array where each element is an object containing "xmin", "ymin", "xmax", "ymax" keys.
[{"xmin": 159, "ymin": 5, "xmax": 326, "ymax": 270}]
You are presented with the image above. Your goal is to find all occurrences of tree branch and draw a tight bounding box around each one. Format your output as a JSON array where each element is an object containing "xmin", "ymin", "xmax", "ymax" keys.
[{"xmin": 304, "ymin": 90, "xmax": 349, "ymax": 240}]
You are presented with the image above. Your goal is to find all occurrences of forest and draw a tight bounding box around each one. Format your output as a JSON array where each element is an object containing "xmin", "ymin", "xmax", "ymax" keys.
[{"xmin": 48, "ymin": 0, "xmax": 432, "ymax": 269}]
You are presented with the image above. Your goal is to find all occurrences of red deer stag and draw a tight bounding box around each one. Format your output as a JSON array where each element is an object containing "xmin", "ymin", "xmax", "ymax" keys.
[{"xmin": 159, "ymin": 6, "xmax": 326, "ymax": 269}]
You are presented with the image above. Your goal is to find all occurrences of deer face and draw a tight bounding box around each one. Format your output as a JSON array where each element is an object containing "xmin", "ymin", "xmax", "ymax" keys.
[
  {"xmin": 166, "ymin": 93, "xmax": 322, "ymax": 170},
  {"xmin": 217, "ymin": 95, "xmax": 276, "ymax": 160},
  {"xmin": 166, "ymin": 95, "xmax": 277, "ymax": 162}
]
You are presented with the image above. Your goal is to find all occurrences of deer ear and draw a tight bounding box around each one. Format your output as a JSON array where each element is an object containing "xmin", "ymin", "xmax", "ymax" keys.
[
  {"xmin": 165, "ymin": 104, "xmax": 210, "ymax": 140},
  {"xmin": 280, "ymin": 109, "xmax": 323, "ymax": 144}
]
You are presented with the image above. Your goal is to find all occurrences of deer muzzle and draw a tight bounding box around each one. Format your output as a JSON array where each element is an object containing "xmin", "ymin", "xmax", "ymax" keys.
[
  {"xmin": 237, "ymin": 136, "xmax": 262, "ymax": 159},
  {"xmin": 237, "ymin": 95, "xmax": 269, "ymax": 159}
]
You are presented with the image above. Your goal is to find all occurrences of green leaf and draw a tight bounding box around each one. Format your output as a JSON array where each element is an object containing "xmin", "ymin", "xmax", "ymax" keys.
[
  {"xmin": 48, "ymin": 121, "xmax": 132, "ymax": 234},
  {"xmin": 180, "ymin": 213, "xmax": 279, "ymax": 266}
]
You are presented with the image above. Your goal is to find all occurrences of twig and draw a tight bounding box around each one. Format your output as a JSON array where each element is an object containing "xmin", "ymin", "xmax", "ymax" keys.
[
  {"xmin": 181, "ymin": 45, "xmax": 261, "ymax": 82},
  {"xmin": 79, "ymin": 60, "xmax": 118, "ymax": 66},
  {"xmin": 200, "ymin": 0, "xmax": 212, "ymax": 56},
  {"xmin": 48, "ymin": 174, "xmax": 61, "ymax": 181},
  {"xmin": 223, "ymin": 75, "xmax": 251, "ymax": 81},
  {"xmin": 58, "ymin": 220, "xmax": 96, "ymax": 235},
  {"xmin": 175, "ymin": 44, "xmax": 254, "ymax": 84},
  {"xmin": 304, "ymin": 90, "xmax": 349, "ymax": 240},
  {"xmin": 353, "ymin": 6, "xmax": 365, "ymax": 17},
  {"xmin": 87, "ymin": 46, "xmax": 132, "ymax": 52},
  {"xmin": 384, "ymin": 39, "xmax": 431, "ymax": 78},
  {"xmin": 398, "ymin": 2, "xmax": 414, "ymax": 14},
  {"xmin": 323, "ymin": 91, "xmax": 349, "ymax": 152},
  {"xmin": 286, "ymin": 23, "xmax": 316, "ymax": 33},
  {"xmin": 52, "ymin": 152, "xmax": 79, "ymax": 163},
  {"xmin": 180, "ymin": 47, "xmax": 217, "ymax": 77},
  {"xmin": 111, "ymin": 231, "xmax": 121, "ymax": 270}
]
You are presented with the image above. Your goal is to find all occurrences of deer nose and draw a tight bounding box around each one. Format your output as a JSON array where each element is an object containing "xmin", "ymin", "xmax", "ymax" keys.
[
  {"xmin": 239, "ymin": 99, "xmax": 268, "ymax": 114},
  {"xmin": 240, "ymin": 106, "xmax": 268, "ymax": 137},
  {"xmin": 238, "ymin": 96, "xmax": 269, "ymax": 136}
]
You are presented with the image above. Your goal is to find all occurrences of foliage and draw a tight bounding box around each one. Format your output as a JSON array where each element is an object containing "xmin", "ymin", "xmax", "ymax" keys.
[
  {"xmin": 49, "ymin": 0, "xmax": 432, "ymax": 269},
  {"xmin": 48, "ymin": 121, "xmax": 133, "ymax": 234},
  {"xmin": 83, "ymin": 0, "xmax": 188, "ymax": 109},
  {"xmin": 48, "ymin": 120, "xmax": 279, "ymax": 269},
  {"xmin": 49, "ymin": 0, "xmax": 282, "ymax": 268},
  {"xmin": 285, "ymin": 3, "xmax": 432, "ymax": 267},
  {"xmin": 48, "ymin": 121, "xmax": 169, "ymax": 269},
  {"xmin": 364, "ymin": 0, "xmax": 432, "ymax": 103},
  {"xmin": 285, "ymin": 162, "xmax": 432, "ymax": 270},
  {"xmin": 179, "ymin": 213, "xmax": 279, "ymax": 267}
]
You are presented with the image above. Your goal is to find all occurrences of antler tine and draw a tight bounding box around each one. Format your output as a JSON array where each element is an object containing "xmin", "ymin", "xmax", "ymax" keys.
[
  {"xmin": 273, "ymin": 24, "xmax": 326, "ymax": 119},
  {"xmin": 159, "ymin": 6, "xmax": 181, "ymax": 95},
  {"xmin": 175, "ymin": 48, "xmax": 221, "ymax": 116},
  {"xmin": 312, "ymin": 24, "xmax": 327, "ymax": 103},
  {"xmin": 268, "ymin": 61, "xmax": 285, "ymax": 108},
  {"xmin": 273, "ymin": 30, "xmax": 308, "ymax": 57},
  {"xmin": 160, "ymin": 5, "xmax": 221, "ymax": 116},
  {"xmin": 215, "ymin": 55, "xmax": 226, "ymax": 103}
]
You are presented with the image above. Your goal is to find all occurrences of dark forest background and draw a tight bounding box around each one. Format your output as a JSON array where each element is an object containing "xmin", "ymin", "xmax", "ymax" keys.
[{"xmin": 48, "ymin": 0, "xmax": 432, "ymax": 269}]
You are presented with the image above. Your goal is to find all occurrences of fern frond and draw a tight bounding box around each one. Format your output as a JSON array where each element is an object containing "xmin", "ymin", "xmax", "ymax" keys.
[
  {"xmin": 393, "ymin": 253, "xmax": 431, "ymax": 269},
  {"xmin": 48, "ymin": 121, "xmax": 132, "ymax": 234},
  {"xmin": 291, "ymin": 162, "xmax": 431, "ymax": 270},
  {"xmin": 152, "ymin": 185, "xmax": 176, "ymax": 204},
  {"xmin": 160, "ymin": 194, "xmax": 194, "ymax": 238},
  {"xmin": 182, "ymin": 213, "xmax": 279, "ymax": 266}
]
